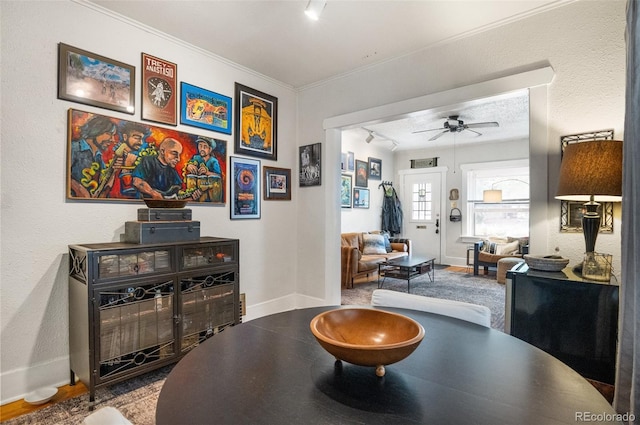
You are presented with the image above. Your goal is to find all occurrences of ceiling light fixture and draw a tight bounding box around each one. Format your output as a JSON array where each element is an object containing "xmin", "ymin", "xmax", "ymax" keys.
[
  {"xmin": 365, "ymin": 131, "xmax": 374, "ymax": 143},
  {"xmin": 304, "ymin": 0, "xmax": 326, "ymax": 20},
  {"xmin": 391, "ymin": 141, "xmax": 399, "ymax": 151}
]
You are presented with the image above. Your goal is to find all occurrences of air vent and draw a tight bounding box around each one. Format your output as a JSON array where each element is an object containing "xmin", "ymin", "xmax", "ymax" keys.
[{"xmin": 410, "ymin": 157, "xmax": 438, "ymax": 169}]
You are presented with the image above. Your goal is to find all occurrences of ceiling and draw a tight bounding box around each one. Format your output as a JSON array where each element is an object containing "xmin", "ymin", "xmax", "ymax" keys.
[{"xmin": 91, "ymin": 0, "xmax": 564, "ymax": 150}]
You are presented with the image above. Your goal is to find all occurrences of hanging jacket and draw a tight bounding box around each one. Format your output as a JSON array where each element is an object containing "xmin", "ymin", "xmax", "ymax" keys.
[{"xmin": 381, "ymin": 186, "xmax": 403, "ymax": 236}]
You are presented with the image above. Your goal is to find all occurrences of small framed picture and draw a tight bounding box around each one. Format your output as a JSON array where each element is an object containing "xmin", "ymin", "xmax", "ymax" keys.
[
  {"xmin": 141, "ymin": 53, "xmax": 177, "ymax": 125},
  {"xmin": 347, "ymin": 151, "xmax": 355, "ymax": 171},
  {"xmin": 353, "ymin": 188, "xmax": 370, "ymax": 209},
  {"xmin": 230, "ymin": 156, "xmax": 261, "ymax": 219},
  {"xmin": 368, "ymin": 157, "xmax": 382, "ymax": 180},
  {"xmin": 58, "ymin": 43, "xmax": 135, "ymax": 114},
  {"xmin": 341, "ymin": 174, "xmax": 352, "ymax": 208},
  {"xmin": 341, "ymin": 152, "xmax": 347, "ymax": 171},
  {"xmin": 181, "ymin": 82, "xmax": 232, "ymax": 134},
  {"xmin": 355, "ymin": 159, "xmax": 368, "ymax": 188},
  {"xmin": 299, "ymin": 143, "xmax": 321, "ymax": 187},
  {"xmin": 263, "ymin": 166, "xmax": 291, "ymax": 201},
  {"xmin": 235, "ymin": 83, "xmax": 277, "ymax": 160}
]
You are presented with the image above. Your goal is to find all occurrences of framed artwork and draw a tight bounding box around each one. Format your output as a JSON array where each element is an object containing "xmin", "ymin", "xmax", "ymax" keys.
[
  {"xmin": 560, "ymin": 201, "xmax": 613, "ymax": 233},
  {"xmin": 181, "ymin": 82, "xmax": 232, "ymax": 134},
  {"xmin": 353, "ymin": 188, "xmax": 370, "ymax": 209},
  {"xmin": 230, "ymin": 156, "xmax": 261, "ymax": 219},
  {"xmin": 141, "ymin": 53, "xmax": 177, "ymax": 125},
  {"xmin": 347, "ymin": 151, "xmax": 355, "ymax": 171},
  {"xmin": 355, "ymin": 159, "xmax": 368, "ymax": 188},
  {"xmin": 234, "ymin": 83, "xmax": 277, "ymax": 160},
  {"xmin": 67, "ymin": 109, "xmax": 226, "ymax": 204},
  {"xmin": 368, "ymin": 157, "xmax": 382, "ymax": 180},
  {"xmin": 341, "ymin": 174, "xmax": 352, "ymax": 208},
  {"xmin": 299, "ymin": 143, "xmax": 321, "ymax": 187},
  {"xmin": 58, "ymin": 43, "xmax": 135, "ymax": 114},
  {"xmin": 341, "ymin": 152, "xmax": 347, "ymax": 171},
  {"xmin": 263, "ymin": 166, "xmax": 291, "ymax": 201}
]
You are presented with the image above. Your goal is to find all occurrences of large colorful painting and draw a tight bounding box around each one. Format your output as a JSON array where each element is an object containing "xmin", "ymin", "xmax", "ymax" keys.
[
  {"xmin": 142, "ymin": 53, "xmax": 177, "ymax": 125},
  {"xmin": 67, "ymin": 109, "xmax": 226, "ymax": 204},
  {"xmin": 234, "ymin": 83, "xmax": 277, "ymax": 160}
]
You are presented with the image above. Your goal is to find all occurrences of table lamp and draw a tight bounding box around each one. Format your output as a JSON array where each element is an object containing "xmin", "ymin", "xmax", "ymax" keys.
[{"xmin": 555, "ymin": 139, "xmax": 622, "ymax": 275}]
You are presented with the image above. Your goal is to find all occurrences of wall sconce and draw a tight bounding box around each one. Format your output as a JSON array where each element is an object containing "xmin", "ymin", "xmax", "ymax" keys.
[
  {"xmin": 555, "ymin": 140, "xmax": 622, "ymax": 269},
  {"xmin": 304, "ymin": 0, "xmax": 327, "ymax": 20}
]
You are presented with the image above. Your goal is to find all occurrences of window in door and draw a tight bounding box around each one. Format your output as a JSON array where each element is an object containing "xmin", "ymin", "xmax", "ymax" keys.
[{"xmin": 410, "ymin": 182, "xmax": 433, "ymax": 221}]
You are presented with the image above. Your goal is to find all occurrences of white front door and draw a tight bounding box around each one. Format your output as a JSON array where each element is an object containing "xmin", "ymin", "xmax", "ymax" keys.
[{"xmin": 401, "ymin": 171, "xmax": 442, "ymax": 262}]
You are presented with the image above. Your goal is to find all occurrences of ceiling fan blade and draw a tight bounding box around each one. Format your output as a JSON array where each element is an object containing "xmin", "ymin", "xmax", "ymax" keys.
[
  {"xmin": 411, "ymin": 127, "xmax": 445, "ymax": 134},
  {"xmin": 465, "ymin": 128, "xmax": 482, "ymax": 136},
  {"xmin": 464, "ymin": 121, "xmax": 499, "ymax": 129},
  {"xmin": 428, "ymin": 130, "xmax": 449, "ymax": 141}
]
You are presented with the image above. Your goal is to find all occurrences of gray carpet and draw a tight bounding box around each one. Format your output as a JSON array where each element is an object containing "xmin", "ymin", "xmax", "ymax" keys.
[
  {"xmin": 342, "ymin": 267, "xmax": 506, "ymax": 331},
  {"xmin": 7, "ymin": 270, "xmax": 504, "ymax": 424}
]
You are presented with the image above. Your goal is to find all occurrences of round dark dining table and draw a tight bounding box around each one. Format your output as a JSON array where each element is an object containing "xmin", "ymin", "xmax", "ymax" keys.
[{"xmin": 156, "ymin": 306, "xmax": 620, "ymax": 425}]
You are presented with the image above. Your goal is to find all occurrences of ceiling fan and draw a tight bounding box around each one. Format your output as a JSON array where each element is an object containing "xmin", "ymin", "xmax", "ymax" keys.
[{"xmin": 412, "ymin": 115, "xmax": 499, "ymax": 141}]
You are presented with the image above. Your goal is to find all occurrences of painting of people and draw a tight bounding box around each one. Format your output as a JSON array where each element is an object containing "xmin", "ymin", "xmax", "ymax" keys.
[{"xmin": 67, "ymin": 109, "xmax": 226, "ymax": 204}]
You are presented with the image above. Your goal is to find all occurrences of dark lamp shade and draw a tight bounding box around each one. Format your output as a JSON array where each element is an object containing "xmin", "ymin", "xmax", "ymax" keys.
[{"xmin": 555, "ymin": 140, "xmax": 622, "ymax": 202}]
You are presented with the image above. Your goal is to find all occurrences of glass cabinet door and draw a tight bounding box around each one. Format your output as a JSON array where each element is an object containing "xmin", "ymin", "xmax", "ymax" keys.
[
  {"xmin": 96, "ymin": 279, "xmax": 175, "ymax": 381},
  {"xmin": 180, "ymin": 270, "xmax": 237, "ymax": 352},
  {"xmin": 181, "ymin": 243, "xmax": 237, "ymax": 270},
  {"xmin": 97, "ymin": 249, "xmax": 172, "ymax": 280}
]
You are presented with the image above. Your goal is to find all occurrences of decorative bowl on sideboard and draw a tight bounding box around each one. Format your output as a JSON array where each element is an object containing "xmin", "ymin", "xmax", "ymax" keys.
[
  {"xmin": 524, "ymin": 254, "xmax": 570, "ymax": 272},
  {"xmin": 143, "ymin": 199, "xmax": 189, "ymax": 209},
  {"xmin": 309, "ymin": 308, "xmax": 425, "ymax": 377}
]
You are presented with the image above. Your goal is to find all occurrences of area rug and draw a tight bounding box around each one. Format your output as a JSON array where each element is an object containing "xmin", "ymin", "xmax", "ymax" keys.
[
  {"xmin": 2, "ymin": 365, "xmax": 172, "ymax": 425},
  {"xmin": 342, "ymin": 267, "xmax": 506, "ymax": 331}
]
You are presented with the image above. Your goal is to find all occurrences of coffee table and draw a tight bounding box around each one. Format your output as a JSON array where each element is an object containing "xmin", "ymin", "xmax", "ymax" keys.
[{"xmin": 378, "ymin": 255, "xmax": 435, "ymax": 292}]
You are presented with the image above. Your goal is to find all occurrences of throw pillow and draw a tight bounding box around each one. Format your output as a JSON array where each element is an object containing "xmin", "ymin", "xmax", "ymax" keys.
[
  {"xmin": 362, "ymin": 234, "xmax": 387, "ymax": 255},
  {"xmin": 381, "ymin": 231, "xmax": 393, "ymax": 252},
  {"xmin": 481, "ymin": 239, "xmax": 498, "ymax": 254},
  {"xmin": 495, "ymin": 240, "xmax": 520, "ymax": 255}
]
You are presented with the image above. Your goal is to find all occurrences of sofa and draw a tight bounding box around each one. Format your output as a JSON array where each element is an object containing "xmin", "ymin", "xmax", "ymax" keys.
[
  {"xmin": 473, "ymin": 236, "xmax": 529, "ymax": 276},
  {"xmin": 341, "ymin": 231, "xmax": 411, "ymax": 288}
]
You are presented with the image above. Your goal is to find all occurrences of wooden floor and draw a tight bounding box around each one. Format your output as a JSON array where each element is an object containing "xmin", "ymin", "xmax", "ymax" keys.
[{"xmin": 0, "ymin": 382, "xmax": 88, "ymax": 422}]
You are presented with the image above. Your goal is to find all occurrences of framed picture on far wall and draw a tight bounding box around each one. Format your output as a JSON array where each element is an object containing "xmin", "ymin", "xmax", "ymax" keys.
[
  {"xmin": 355, "ymin": 159, "xmax": 368, "ymax": 187},
  {"xmin": 235, "ymin": 83, "xmax": 277, "ymax": 160},
  {"xmin": 141, "ymin": 53, "xmax": 177, "ymax": 126},
  {"xmin": 341, "ymin": 174, "xmax": 352, "ymax": 208},
  {"xmin": 353, "ymin": 188, "xmax": 370, "ymax": 209},
  {"xmin": 230, "ymin": 156, "xmax": 261, "ymax": 219},
  {"xmin": 181, "ymin": 82, "xmax": 232, "ymax": 134},
  {"xmin": 263, "ymin": 166, "xmax": 291, "ymax": 201},
  {"xmin": 299, "ymin": 143, "xmax": 321, "ymax": 187},
  {"xmin": 58, "ymin": 43, "xmax": 135, "ymax": 114},
  {"xmin": 368, "ymin": 157, "xmax": 382, "ymax": 180}
]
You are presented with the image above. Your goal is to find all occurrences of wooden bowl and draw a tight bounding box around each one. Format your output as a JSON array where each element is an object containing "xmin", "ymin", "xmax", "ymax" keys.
[
  {"xmin": 310, "ymin": 308, "xmax": 425, "ymax": 377},
  {"xmin": 143, "ymin": 199, "xmax": 188, "ymax": 209}
]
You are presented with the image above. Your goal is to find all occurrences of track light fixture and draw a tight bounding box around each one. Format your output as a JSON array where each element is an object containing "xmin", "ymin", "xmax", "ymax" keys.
[
  {"xmin": 365, "ymin": 131, "xmax": 375, "ymax": 143},
  {"xmin": 305, "ymin": 0, "xmax": 326, "ymax": 20},
  {"xmin": 391, "ymin": 141, "xmax": 399, "ymax": 151}
]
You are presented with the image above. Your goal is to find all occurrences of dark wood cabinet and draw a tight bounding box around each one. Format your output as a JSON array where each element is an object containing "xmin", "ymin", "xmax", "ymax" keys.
[
  {"xmin": 506, "ymin": 263, "xmax": 618, "ymax": 385},
  {"xmin": 68, "ymin": 237, "xmax": 240, "ymax": 407}
]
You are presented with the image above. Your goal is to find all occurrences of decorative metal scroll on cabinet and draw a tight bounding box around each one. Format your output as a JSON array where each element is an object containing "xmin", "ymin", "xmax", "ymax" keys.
[{"xmin": 68, "ymin": 237, "xmax": 240, "ymax": 409}]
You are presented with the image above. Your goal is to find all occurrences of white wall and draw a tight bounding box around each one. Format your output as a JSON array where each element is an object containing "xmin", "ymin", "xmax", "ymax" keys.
[
  {"xmin": 296, "ymin": 0, "xmax": 625, "ymax": 302},
  {"xmin": 340, "ymin": 132, "xmax": 395, "ymax": 232},
  {"xmin": 0, "ymin": 0, "xmax": 305, "ymax": 403}
]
